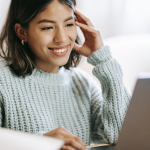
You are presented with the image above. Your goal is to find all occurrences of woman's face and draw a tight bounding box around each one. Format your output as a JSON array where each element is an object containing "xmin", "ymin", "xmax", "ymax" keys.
[{"xmin": 26, "ymin": 0, "xmax": 77, "ymax": 72}]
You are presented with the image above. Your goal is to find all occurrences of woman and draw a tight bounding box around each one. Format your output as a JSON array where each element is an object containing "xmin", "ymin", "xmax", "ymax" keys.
[{"xmin": 0, "ymin": 0, "xmax": 131, "ymax": 149}]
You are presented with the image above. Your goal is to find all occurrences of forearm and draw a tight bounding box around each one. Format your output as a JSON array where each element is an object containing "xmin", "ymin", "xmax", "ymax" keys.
[
  {"xmin": 96, "ymin": 60, "xmax": 131, "ymax": 143},
  {"xmin": 88, "ymin": 45, "xmax": 131, "ymax": 143}
]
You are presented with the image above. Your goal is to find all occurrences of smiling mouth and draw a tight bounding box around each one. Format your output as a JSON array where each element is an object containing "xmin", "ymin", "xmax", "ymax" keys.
[{"xmin": 48, "ymin": 47, "xmax": 68, "ymax": 53}]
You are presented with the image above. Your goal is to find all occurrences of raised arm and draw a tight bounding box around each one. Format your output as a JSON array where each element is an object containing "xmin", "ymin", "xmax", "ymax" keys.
[{"xmin": 87, "ymin": 45, "xmax": 131, "ymax": 144}]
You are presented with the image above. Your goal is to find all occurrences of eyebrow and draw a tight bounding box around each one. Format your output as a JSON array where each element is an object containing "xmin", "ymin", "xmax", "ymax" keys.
[{"xmin": 38, "ymin": 16, "xmax": 74, "ymax": 24}]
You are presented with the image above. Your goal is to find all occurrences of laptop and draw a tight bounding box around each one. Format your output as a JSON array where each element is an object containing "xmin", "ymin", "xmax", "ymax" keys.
[
  {"xmin": 88, "ymin": 75, "xmax": 150, "ymax": 150},
  {"xmin": 0, "ymin": 127, "xmax": 64, "ymax": 150}
]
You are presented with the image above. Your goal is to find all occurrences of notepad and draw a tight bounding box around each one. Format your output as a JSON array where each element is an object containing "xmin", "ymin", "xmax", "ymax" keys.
[{"xmin": 0, "ymin": 127, "xmax": 64, "ymax": 150}]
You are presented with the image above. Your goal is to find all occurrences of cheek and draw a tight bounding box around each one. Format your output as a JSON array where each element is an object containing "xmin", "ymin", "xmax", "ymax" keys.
[
  {"xmin": 27, "ymin": 28, "xmax": 51, "ymax": 49},
  {"xmin": 68, "ymin": 27, "xmax": 77, "ymax": 42}
]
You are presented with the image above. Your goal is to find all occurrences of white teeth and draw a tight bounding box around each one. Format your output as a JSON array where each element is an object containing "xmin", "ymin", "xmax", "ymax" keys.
[{"xmin": 53, "ymin": 48, "xmax": 67, "ymax": 53}]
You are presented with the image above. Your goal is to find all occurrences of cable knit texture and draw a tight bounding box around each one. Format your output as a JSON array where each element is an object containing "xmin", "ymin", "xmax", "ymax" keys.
[{"xmin": 0, "ymin": 45, "xmax": 131, "ymax": 145}]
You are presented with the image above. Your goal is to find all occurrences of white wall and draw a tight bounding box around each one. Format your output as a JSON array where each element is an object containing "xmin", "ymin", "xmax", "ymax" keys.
[
  {"xmin": 0, "ymin": 0, "xmax": 10, "ymax": 30},
  {"xmin": 76, "ymin": 0, "xmax": 150, "ymax": 40},
  {"xmin": 75, "ymin": 0, "xmax": 150, "ymax": 92}
]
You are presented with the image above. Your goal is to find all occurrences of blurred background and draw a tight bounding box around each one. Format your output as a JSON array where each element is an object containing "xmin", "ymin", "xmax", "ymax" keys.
[
  {"xmin": 0, "ymin": 0, "xmax": 150, "ymax": 92},
  {"xmin": 76, "ymin": 0, "xmax": 150, "ymax": 92}
]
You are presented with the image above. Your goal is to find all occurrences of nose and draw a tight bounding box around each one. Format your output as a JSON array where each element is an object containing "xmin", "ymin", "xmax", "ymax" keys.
[{"xmin": 53, "ymin": 27, "xmax": 68, "ymax": 43}]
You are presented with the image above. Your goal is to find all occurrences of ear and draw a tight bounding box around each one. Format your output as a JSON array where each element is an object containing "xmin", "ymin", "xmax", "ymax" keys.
[{"xmin": 14, "ymin": 23, "xmax": 27, "ymax": 42}]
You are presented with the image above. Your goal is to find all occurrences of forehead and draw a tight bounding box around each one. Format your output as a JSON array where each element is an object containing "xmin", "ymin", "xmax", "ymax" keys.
[{"xmin": 37, "ymin": 0, "xmax": 74, "ymax": 21}]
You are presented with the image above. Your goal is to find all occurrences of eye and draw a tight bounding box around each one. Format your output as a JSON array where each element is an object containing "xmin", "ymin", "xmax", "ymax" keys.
[
  {"xmin": 66, "ymin": 24, "xmax": 74, "ymax": 27},
  {"xmin": 42, "ymin": 27, "xmax": 53, "ymax": 30}
]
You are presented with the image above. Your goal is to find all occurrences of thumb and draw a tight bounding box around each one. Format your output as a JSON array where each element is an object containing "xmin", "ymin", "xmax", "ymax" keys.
[{"xmin": 73, "ymin": 43, "xmax": 82, "ymax": 53}]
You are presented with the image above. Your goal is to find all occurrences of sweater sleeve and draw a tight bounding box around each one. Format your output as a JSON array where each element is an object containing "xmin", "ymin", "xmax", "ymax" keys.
[
  {"xmin": 0, "ymin": 92, "xmax": 3, "ymax": 127},
  {"xmin": 87, "ymin": 45, "xmax": 131, "ymax": 144}
]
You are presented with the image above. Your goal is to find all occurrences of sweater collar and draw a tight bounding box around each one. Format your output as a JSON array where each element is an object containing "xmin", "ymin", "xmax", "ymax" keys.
[{"xmin": 28, "ymin": 66, "xmax": 70, "ymax": 86}]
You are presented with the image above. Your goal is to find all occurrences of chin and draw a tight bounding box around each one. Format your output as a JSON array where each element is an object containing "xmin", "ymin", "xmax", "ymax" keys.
[{"xmin": 54, "ymin": 60, "xmax": 68, "ymax": 67}]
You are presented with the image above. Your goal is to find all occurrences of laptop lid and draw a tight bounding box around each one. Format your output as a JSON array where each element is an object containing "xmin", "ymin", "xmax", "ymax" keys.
[
  {"xmin": 115, "ymin": 75, "xmax": 150, "ymax": 150},
  {"xmin": 0, "ymin": 127, "xmax": 64, "ymax": 150}
]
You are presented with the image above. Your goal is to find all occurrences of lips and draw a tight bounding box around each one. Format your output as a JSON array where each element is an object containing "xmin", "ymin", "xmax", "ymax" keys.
[
  {"xmin": 48, "ymin": 45, "xmax": 69, "ymax": 50},
  {"xmin": 48, "ymin": 45, "xmax": 69, "ymax": 57},
  {"xmin": 48, "ymin": 48, "xmax": 54, "ymax": 51},
  {"xmin": 48, "ymin": 48, "xmax": 67, "ymax": 52}
]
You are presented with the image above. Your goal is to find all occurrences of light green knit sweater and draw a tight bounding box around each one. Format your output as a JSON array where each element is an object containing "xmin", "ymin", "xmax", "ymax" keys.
[{"xmin": 0, "ymin": 45, "xmax": 131, "ymax": 145}]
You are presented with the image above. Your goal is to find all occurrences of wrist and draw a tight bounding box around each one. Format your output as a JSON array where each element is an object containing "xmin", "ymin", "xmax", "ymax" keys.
[{"xmin": 87, "ymin": 45, "xmax": 112, "ymax": 66}]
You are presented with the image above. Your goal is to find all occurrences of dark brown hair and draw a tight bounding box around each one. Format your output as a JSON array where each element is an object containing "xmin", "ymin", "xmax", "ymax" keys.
[{"xmin": 0, "ymin": 0, "xmax": 82, "ymax": 78}]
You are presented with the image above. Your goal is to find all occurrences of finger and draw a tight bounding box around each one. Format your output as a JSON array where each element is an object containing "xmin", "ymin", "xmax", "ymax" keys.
[
  {"xmin": 75, "ymin": 16, "xmax": 86, "ymax": 35},
  {"xmin": 57, "ymin": 127, "xmax": 86, "ymax": 149},
  {"xmin": 59, "ymin": 129, "xmax": 86, "ymax": 149},
  {"xmin": 73, "ymin": 135, "xmax": 86, "ymax": 149},
  {"xmin": 75, "ymin": 16, "xmax": 79, "ymax": 22},
  {"xmin": 64, "ymin": 138, "xmax": 86, "ymax": 150},
  {"xmin": 61, "ymin": 145, "xmax": 76, "ymax": 150},
  {"xmin": 58, "ymin": 127, "xmax": 74, "ymax": 135},
  {"xmin": 75, "ymin": 8, "xmax": 94, "ymax": 27},
  {"xmin": 73, "ymin": 43, "xmax": 82, "ymax": 53},
  {"xmin": 75, "ymin": 21, "xmax": 97, "ymax": 34},
  {"xmin": 75, "ymin": 8, "xmax": 91, "ymax": 26}
]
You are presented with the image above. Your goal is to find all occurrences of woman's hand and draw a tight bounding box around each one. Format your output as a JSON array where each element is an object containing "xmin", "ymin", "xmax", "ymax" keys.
[
  {"xmin": 73, "ymin": 7, "xmax": 104, "ymax": 57},
  {"xmin": 43, "ymin": 126, "xmax": 86, "ymax": 150}
]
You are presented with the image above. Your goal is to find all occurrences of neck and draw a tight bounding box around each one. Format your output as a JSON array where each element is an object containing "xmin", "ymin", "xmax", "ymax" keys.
[{"xmin": 35, "ymin": 60, "xmax": 59, "ymax": 73}]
